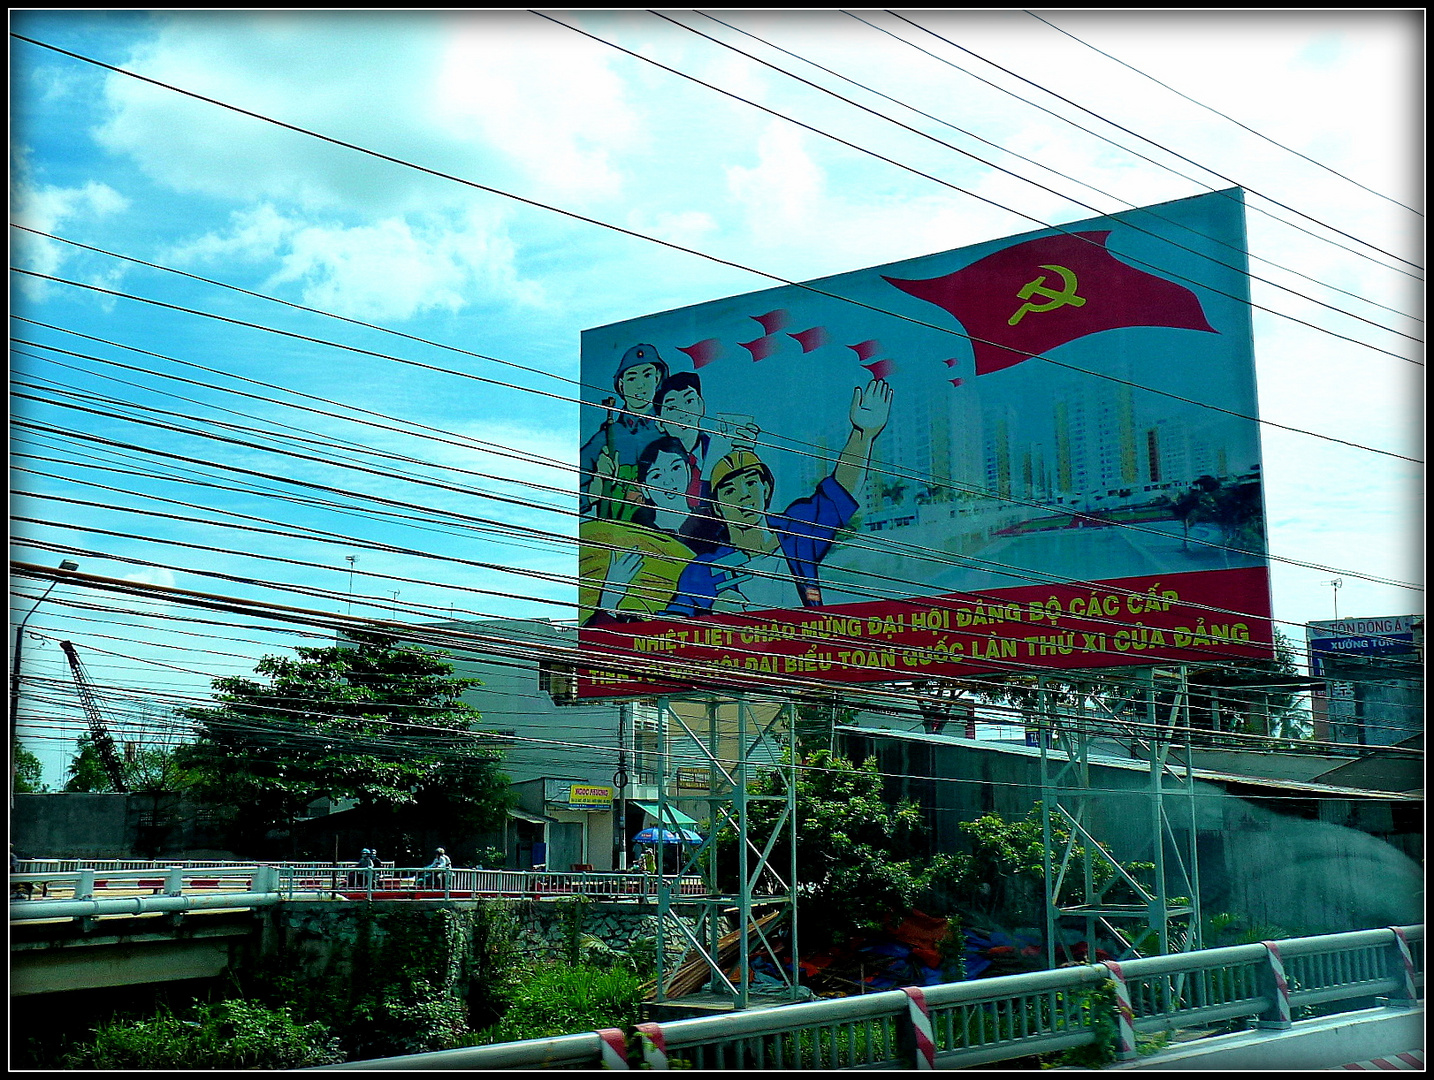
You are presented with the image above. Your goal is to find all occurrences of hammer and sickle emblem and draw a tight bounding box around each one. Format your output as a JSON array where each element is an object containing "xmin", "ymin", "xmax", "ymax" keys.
[{"xmin": 1008, "ymin": 264, "xmax": 1086, "ymax": 326}]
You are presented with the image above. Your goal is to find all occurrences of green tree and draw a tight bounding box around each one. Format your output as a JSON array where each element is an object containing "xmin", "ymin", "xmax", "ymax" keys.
[
  {"xmin": 12, "ymin": 740, "xmax": 48, "ymax": 793},
  {"xmin": 63, "ymin": 733, "xmax": 194, "ymax": 793},
  {"xmin": 1186, "ymin": 629, "xmax": 1311, "ymax": 741},
  {"xmin": 177, "ymin": 632, "xmax": 513, "ymax": 856},
  {"xmin": 64, "ymin": 734, "xmax": 116, "ymax": 792},
  {"xmin": 727, "ymin": 749, "xmax": 959, "ymax": 944}
]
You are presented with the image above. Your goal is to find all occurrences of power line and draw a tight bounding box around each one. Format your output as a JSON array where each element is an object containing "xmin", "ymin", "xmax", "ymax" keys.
[
  {"xmin": 12, "ymin": 355, "xmax": 1422, "ymax": 600},
  {"xmin": 689, "ymin": 11, "xmax": 1419, "ymax": 329},
  {"xmin": 13, "ymin": 568, "xmax": 1419, "ymax": 789},
  {"xmin": 655, "ymin": 8, "xmax": 1422, "ymax": 343},
  {"xmin": 1021, "ymin": 9, "xmax": 1423, "ymax": 218},
  {"xmin": 8, "ymin": 31, "xmax": 1422, "ymax": 375},
  {"xmin": 873, "ymin": 10, "xmax": 1423, "ymax": 275},
  {"xmin": 14, "ymin": 552, "xmax": 1408, "ymax": 749}
]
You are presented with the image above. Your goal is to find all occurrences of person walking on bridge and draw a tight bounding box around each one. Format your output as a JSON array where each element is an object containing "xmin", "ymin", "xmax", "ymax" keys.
[{"xmin": 424, "ymin": 847, "xmax": 451, "ymax": 890}]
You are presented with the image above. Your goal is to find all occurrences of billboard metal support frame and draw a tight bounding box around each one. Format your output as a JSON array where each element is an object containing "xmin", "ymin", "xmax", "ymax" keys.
[
  {"xmin": 1041, "ymin": 666, "xmax": 1203, "ymax": 969},
  {"xmin": 652, "ymin": 694, "xmax": 800, "ymax": 1010}
]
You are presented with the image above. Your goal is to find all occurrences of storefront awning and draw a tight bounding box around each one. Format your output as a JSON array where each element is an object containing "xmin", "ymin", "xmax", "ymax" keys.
[
  {"xmin": 508, "ymin": 807, "xmax": 558, "ymax": 826},
  {"xmin": 633, "ymin": 802, "xmax": 699, "ymax": 827}
]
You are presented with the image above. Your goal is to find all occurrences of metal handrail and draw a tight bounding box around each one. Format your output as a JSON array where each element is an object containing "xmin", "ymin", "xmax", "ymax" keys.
[
  {"xmin": 308, "ymin": 1031, "xmax": 611, "ymax": 1072},
  {"xmin": 310, "ymin": 923, "xmax": 1423, "ymax": 1071},
  {"xmin": 15, "ymin": 859, "xmax": 707, "ymax": 894}
]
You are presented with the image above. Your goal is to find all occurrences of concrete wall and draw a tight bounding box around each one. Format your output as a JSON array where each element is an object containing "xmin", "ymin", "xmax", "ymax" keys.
[{"xmin": 11, "ymin": 792, "xmax": 234, "ymax": 860}]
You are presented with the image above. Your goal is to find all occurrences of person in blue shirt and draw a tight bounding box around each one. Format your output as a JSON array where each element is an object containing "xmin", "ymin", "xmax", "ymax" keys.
[{"xmin": 666, "ymin": 379, "xmax": 892, "ymax": 616}]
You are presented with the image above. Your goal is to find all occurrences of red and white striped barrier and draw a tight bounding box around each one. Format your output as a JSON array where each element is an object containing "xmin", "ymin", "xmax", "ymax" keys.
[
  {"xmin": 1101, "ymin": 960, "xmax": 1138, "ymax": 1060},
  {"xmin": 901, "ymin": 985, "xmax": 936, "ymax": 1069},
  {"xmin": 1338, "ymin": 1050, "xmax": 1423, "ymax": 1070},
  {"xmin": 1260, "ymin": 940, "xmax": 1293, "ymax": 1027},
  {"xmin": 1390, "ymin": 927, "xmax": 1418, "ymax": 1002},
  {"xmin": 637, "ymin": 1022, "xmax": 668, "ymax": 1070},
  {"xmin": 597, "ymin": 1027, "xmax": 629, "ymax": 1069}
]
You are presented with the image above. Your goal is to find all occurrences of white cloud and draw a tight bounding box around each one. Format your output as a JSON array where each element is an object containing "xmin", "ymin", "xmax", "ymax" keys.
[
  {"xmin": 725, "ymin": 122, "xmax": 825, "ymax": 236},
  {"xmin": 167, "ymin": 203, "xmax": 542, "ymax": 321},
  {"xmin": 10, "ymin": 176, "xmax": 131, "ymax": 300},
  {"xmin": 433, "ymin": 17, "xmax": 641, "ymax": 205}
]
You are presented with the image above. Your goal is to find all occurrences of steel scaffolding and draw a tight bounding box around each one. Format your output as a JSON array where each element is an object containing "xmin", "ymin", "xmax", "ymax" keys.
[
  {"xmin": 650, "ymin": 695, "xmax": 801, "ymax": 1009},
  {"xmin": 1039, "ymin": 665, "xmax": 1204, "ymax": 968}
]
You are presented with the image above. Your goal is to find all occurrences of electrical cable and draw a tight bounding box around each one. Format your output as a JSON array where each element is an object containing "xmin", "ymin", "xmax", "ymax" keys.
[
  {"xmin": 12, "ymin": 299, "xmax": 1424, "ymax": 597},
  {"xmin": 656, "ymin": 8, "xmax": 1422, "ymax": 343},
  {"xmin": 16, "ymin": 556, "xmax": 1405, "ymax": 751},
  {"xmin": 688, "ymin": 11, "xmax": 1420, "ymax": 327},
  {"xmin": 871, "ymin": 10, "xmax": 1423, "ymax": 275},
  {"xmin": 9, "ymin": 29, "xmax": 1421, "ymax": 374},
  {"xmin": 14, "ymin": 574, "xmax": 1419, "ymax": 797},
  {"xmin": 13, "ymin": 524, "xmax": 1422, "ymax": 751},
  {"xmin": 13, "ymin": 317, "xmax": 1423, "ymax": 621},
  {"xmin": 11, "ymin": 33, "xmax": 1416, "ymax": 757},
  {"xmin": 12, "ymin": 376, "xmax": 1423, "ymax": 631},
  {"xmin": 1021, "ymin": 9, "xmax": 1422, "ymax": 218},
  {"xmin": 535, "ymin": 10, "xmax": 1420, "ymax": 362},
  {"xmin": 10, "ymin": 364, "xmax": 1421, "ymax": 681}
]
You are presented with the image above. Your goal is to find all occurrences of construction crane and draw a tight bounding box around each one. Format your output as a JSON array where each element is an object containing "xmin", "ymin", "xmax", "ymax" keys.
[{"xmin": 58, "ymin": 640, "xmax": 128, "ymax": 792}]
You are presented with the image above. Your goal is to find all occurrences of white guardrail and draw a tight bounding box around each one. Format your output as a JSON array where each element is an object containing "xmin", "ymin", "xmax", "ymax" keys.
[{"xmin": 309, "ymin": 924, "xmax": 1423, "ymax": 1071}]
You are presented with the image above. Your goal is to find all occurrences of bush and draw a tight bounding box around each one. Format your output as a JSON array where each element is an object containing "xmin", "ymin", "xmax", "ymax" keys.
[
  {"xmin": 482, "ymin": 964, "xmax": 641, "ymax": 1043},
  {"xmin": 349, "ymin": 982, "xmax": 470, "ymax": 1058},
  {"xmin": 63, "ymin": 1000, "xmax": 343, "ymax": 1070}
]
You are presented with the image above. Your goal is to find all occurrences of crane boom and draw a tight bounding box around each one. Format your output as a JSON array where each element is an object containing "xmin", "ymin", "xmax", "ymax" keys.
[{"xmin": 58, "ymin": 641, "xmax": 128, "ymax": 792}]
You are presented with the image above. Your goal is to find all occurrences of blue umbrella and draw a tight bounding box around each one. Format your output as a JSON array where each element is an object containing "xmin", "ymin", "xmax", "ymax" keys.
[{"xmin": 634, "ymin": 826, "xmax": 702, "ymax": 844}]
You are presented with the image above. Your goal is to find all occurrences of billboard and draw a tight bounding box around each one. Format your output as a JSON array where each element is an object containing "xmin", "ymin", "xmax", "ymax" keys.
[
  {"xmin": 576, "ymin": 190, "xmax": 1273, "ymax": 697},
  {"xmin": 1306, "ymin": 615, "xmax": 1419, "ymax": 678}
]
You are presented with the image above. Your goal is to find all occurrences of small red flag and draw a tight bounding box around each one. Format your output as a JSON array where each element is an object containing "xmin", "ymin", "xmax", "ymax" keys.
[
  {"xmin": 789, "ymin": 326, "xmax": 828, "ymax": 352},
  {"xmin": 678, "ymin": 338, "xmax": 722, "ymax": 369},
  {"xmin": 740, "ymin": 335, "xmax": 776, "ymax": 362},
  {"xmin": 884, "ymin": 231, "xmax": 1215, "ymax": 376}
]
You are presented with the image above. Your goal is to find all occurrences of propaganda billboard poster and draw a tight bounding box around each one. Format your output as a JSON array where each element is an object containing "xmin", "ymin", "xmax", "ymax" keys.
[{"xmin": 577, "ymin": 189, "xmax": 1274, "ymax": 697}]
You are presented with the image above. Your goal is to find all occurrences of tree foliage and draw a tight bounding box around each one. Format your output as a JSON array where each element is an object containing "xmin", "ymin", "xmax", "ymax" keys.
[
  {"xmin": 728, "ymin": 749, "xmax": 961, "ymax": 944},
  {"xmin": 63, "ymin": 735, "xmax": 116, "ymax": 792},
  {"xmin": 13, "ymin": 740, "xmax": 48, "ymax": 793},
  {"xmin": 177, "ymin": 632, "xmax": 512, "ymax": 855}
]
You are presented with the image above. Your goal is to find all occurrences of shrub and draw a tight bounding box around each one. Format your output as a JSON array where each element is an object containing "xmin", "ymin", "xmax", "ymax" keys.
[
  {"xmin": 63, "ymin": 1000, "xmax": 342, "ymax": 1070},
  {"xmin": 349, "ymin": 982, "xmax": 470, "ymax": 1058},
  {"xmin": 482, "ymin": 964, "xmax": 641, "ymax": 1043}
]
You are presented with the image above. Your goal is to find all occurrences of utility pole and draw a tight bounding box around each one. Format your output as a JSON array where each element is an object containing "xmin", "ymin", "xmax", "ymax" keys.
[
  {"xmin": 345, "ymin": 555, "xmax": 358, "ymax": 616},
  {"xmin": 613, "ymin": 702, "xmax": 629, "ymax": 870},
  {"xmin": 11, "ymin": 559, "xmax": 79, "ymax": 804}
]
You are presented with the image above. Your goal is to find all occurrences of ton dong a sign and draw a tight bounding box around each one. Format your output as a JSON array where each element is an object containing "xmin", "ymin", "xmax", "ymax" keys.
[{"xmin": 575, "ymin": 190, "xmax": 1274, "ymax": 697}]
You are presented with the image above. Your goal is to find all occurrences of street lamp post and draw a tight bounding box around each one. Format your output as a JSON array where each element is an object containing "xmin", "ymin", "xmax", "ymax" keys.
[{"xmin": 10, "ymin": 559, "xmax": 79, "ymax": 799}]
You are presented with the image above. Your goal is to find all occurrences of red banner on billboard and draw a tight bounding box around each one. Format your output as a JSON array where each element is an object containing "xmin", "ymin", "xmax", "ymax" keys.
[{"xmin": 576, "ymin": 567, "xmax": 1273, "ymax": 698}]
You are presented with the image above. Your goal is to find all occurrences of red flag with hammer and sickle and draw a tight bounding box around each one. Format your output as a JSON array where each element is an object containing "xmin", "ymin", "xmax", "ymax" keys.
[{"xmin": 884, "ymin": 231, "xmax": 1216, "ymax": 376}]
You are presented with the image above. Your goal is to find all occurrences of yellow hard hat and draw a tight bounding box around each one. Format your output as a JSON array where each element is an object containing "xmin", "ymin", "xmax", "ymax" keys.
[{"xmin": 710, "ymin": 449, "xmax": 772, "ymax": 493}]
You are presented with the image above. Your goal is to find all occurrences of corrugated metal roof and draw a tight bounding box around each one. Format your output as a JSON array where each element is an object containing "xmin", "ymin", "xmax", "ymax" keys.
[{"xmin": 836, "ymin": 726, "xmax": 1422, "ymax": 801}]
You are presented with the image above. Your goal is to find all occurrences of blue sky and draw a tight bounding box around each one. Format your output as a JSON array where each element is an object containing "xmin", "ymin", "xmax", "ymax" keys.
[{"xmin": 9, "ymin": 10, "xmax": 1422, "ymax": 783}]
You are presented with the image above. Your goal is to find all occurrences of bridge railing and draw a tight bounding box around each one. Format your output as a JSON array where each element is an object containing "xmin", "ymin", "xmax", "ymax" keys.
[
  {"xmin": 304, "ymin": 924, "xmax": 1422, "ymax": 1070},
  {"xmin": 280, "ymin": 866, "xmax": 705, "ymax": 900},
  {"xmin": 10, "ymin": 862, "xmax": 702, "ymax": 906},
  {"xmin": 10, "ymin": 865, "xmax": 278, "ymax": 901}
]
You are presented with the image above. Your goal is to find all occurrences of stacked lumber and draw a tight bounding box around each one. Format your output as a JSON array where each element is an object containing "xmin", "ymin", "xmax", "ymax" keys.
[{"xmin": 642, "ymin": 910, "xmax": 785, "ymax": 1000}]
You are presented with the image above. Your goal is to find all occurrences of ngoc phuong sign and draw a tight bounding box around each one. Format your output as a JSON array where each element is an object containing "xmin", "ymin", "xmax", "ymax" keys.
[
  {"xmin": 576, "ymin": 190, "xmax": 1273, "ymax": 696},
  {"xmin": 567, "ymin": 784, "xmax": 614, "ymax": 810}
]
